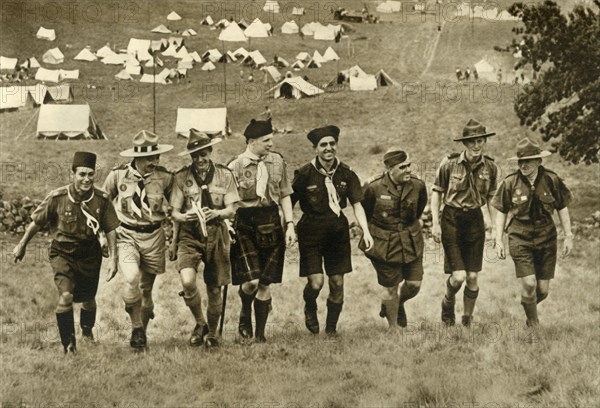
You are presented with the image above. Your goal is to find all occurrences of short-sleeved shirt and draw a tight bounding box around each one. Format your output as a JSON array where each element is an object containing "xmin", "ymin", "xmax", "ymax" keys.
[
  {"xmin": 363, "ymin": 172, "xmax": 427, "ymax": 229},
  {"xmin": 491, "ymin": 166, "xmax": 572, "ymax": 222},
  {"xmin": 433, "ymin": 151, "xmax": 498, "ymax": 209},
  {"xmin": 292, "ymin": 158, "xmax": 363, "ymax": 217},
  {"xmin": 171, "ymin": 162, "xmax": 240, "ymax": 213},
  {"xmin": 31, "ymin": 184, "xmax": 120, "ymax": 243},
  {"xmin": 103, "ymin": 163, "xmax": 174, "ymax": 226},
  {"xmin": 228, "ymin": 149, "xmax": 293, "ymax": 208}
]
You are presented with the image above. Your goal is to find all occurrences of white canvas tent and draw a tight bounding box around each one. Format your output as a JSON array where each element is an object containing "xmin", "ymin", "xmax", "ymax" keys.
[
  {"xmin": 44, "ymin": 84, "xmax": 74, "ymax": 103},
  {"xmin": 176, "ymin": 108, "xmax": 228, "ymax": 138},
  {"xmin": 152, "ymin": 24, "xmax": 171, "ymax": 34},
  {"xmin": 244, "ymin": 19, "xmax": 270, "ymax": 38},
  {"xmin": 262, "ymin": 66, "xmax": 282, "ymax": 83},
  {"xmin": 312, "ymin": 50, "xmax": 326, "ymax": 64},
  {"xmin": 263, "ymin": 0, "xmax": 280, "ymax": 13},
  {"xmin": 376, "ymin": 1, "xmax": 401, "ymax": 13},
  {"xmin": 140, "ymin": 73, "xmax": 168, "ymax": 84},
  {"xmin": 21, "ymin": 57, "xmax": 41, "ymax": 69},
  {"xmin": 350, "ymin": 75, "xmax": 377, "ymax": 91},
  {"xmin": 36, "ymin": 27, "xmax": 56, "ymax": 41},
  {"xmin": 102, "ymin": 53, "xmax": 127, "ymax": 65},
  {"xmin": 59, "ymin": 69, "xmax": 79, "ymax": 80},
  {"xmin": 243, "ymin": 51, "xmax": 267, "ymax": 67},
  {"xmin": 233, "ymin": 48, "xmax": 249, "ymax": 59},
  {"xmin": 292, "ymin": 7, "xmax": 305, "ymax": 15},
  {"xmin": 182, "ymin": 28, "xmax": 197, "ymax": 36},
  {"xmin": 313, "ymin": 25, "xmax": 336, "ymax": 41},
  {"xmin": 37, "ymin": 104, "xmax": 104, "ymax": 140},
  {"xmin": 35, "ymin": 68, "xmax": 60, "ymax": 83},
  {"xmin": 274, "ymin": 56, "xmax": 289, "ymax": 67},
  {"xmin": 189, "ymin": 51, "xmax": 201, "ymax": 63},
  {"xmin": 115, "ymin": 69, "xmax": 133, "ymax": 80},
  {"xmin": 474, "ymin": 58, "xmax": 497, "ymax": 82},
  {"xmin": 96, "ymin": 45, "xmax": 115, "ymax": 58},
  {"xmin": 301, "ymin": 23, "xmax": 317, "ymax": 36},
  {"xmin": 127, "ymin": 38, "xmax": 152, "ymax": 61},
  {"xmin": 126, "ymin": 65, "xmax": 141, "ymax": 75},
  {"xmin": 306, "ymin": 58, "xmax": 322, "ymax": 69},
  {"xmin": 43, "ymin": 48, "xmax": 64, "ymax": 64},
  {"xmin": 202, "ymin": 49, "xmax": 223, "ymax": 63},
  {"xmin": 295, "ymin": 52, "xmax": 310, "ymax": 62},
  {"xmin": 291, "ymin": 60, "xmax": 304, "ymax": 70},
  {"xmin": 269, "ymin": 77, "xmax": 324, "ymax": 99},
  {"xmin": 0, "ymin": 56, "xmax": 18, "ymax": 71},
  {"xmin": 201, "ymin": 16, "xmax": 214, "ymax": 25},
  {"xmin": 322, "ymin": 47, "xmax": 340, "ymax": 61},
  {"xmin": 167, "ymin": 11, "xmax": 182, "ymax": 21},
  {"xmin": 219, "ymin": 22, "xmax": 247, "ymax": 42},
  {"xmin": 0, "ymin": 86, "xmax": 36, "ymax": 112},
  {"xmin": 375, "ymin": 69, "xmax": 399, "ymax": 86},
  {"xmin": 281, "ymin": 21, "xmax": 299, "ymax": 34},
  {"xmin": 201, "ymin": 61, "xmax": 216, "ymax": 71},
  {"xmin": 74, "ymin": 48, "xmax": 97, "ymax": 62}
]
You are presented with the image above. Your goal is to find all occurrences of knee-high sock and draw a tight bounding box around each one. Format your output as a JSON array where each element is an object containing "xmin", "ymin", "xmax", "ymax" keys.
[
  {"xmin": 399, "ymin": 283, "xmax": 420, "ymax": 304},
  {"xmin": 124, "ymin": 297, "xmax": 143, "ymax": 329},
  {"xmin": 382, "ymin": 294, "xmax": 399, "ymax": 328},
  {"xmin": 184, "ymin": 290, "xmax": 206, "ymax": 326},
  {"xmin": 303, "ymin": 284, "xmax": 319, "ymax": 311},
  {"xmin": 445, "ymin": 276, "xmax": 462, "ymax": 301},
  {"xmin": 463, "ymin": 287, "xmax": 479, "ymax": 316},
  {"xmin": 206, "ymin": 293, "xmax": 223, "ymax": 337},
  {"xmin": 56, "ymin": 310, "xmax": 75, "ymax": 351},
  {"xmin": 325, "ymin": 299, "xmax": 343, "ymax": 333},
  {"xmin": 521, "ymin": 295, "xmax": 538, "ymax": 326},
  {"xmin": 254, "ymin": 298, "xmax": 271, "ymax": 341}
]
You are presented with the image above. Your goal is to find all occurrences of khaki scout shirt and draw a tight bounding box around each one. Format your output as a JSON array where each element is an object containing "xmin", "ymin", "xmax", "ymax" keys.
[
  {"xmin": 103, "ymin": 163, "xmax": 174, "ymax": 226},
  {"xmin": 363, "ymin": 172, "xmax": 428, "ymax": 229},
  {"xmin": 171, "ymin": 162, "xmax": 240, "ymax": 213},
  {"xmin": 227, "ymin": 149, "xmax": 293, "ymax": 208},
  {"xmin": 491, "ymin": 166, "xmax": 572, "ymax": 222},
  {"xmin": 31, "ymin": 184, "xmax": 120, "ymax": 243},
  {"xmin": 433, "ymin": 151, "xmax": 498, "ymax": 209}
]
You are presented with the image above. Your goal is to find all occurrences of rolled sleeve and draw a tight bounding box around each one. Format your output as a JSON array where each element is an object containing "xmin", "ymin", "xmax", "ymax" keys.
[
  {"xmin": 224, "ymin": 172, "xmax": 241, "ymax": 206},
  {"xmin": 433, "ymin": 159, "xmax": 449, "ymax": 193},
  {"xmin": 102, "ymin": 170, "xmax": 118, "ymax": 200},
  {"xmin": 278, "ymin": 160, "xmax": 293, "ymax": 198},
  {"xmin": 101, "ymin": 200, "xmax": 121, "ymax": 233},
  {"xmin": 487, "ymin": 162, "xmax": 499, "ymax": 200},
  {"xmin": 347, "ymin": 171, "xmax": 364, "ymax": 204},
  {"xmin": 553, "ymin": 175, "xmax": 572, "ymax": 210},
  {"xmin": 490, "ymin": 179, "xmax": 511, "ymax": 213},
  {"xmin": 30, "ymin": 192, "xmax": 55, "ymax": 227}
]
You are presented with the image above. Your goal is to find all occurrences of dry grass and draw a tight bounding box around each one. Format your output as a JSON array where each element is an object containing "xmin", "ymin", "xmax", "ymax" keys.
[{"xmin": 1, "ymin": 1, "xmax": 599, "ymax": 407}]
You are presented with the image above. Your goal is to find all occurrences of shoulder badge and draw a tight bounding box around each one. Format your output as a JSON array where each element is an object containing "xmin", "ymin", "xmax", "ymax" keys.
[
  {"xmin": 51, "ymin": 186, "xmax": 69, "ymax": 197},
  {"xmin": 366, "ymin": 173, "xmax": 385, "ymax": 184}
]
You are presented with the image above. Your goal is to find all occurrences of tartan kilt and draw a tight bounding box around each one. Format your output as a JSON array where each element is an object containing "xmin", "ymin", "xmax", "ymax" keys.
[{"xmin": 230, "ymin": 206, "xmax": 286, "ymax": 285}]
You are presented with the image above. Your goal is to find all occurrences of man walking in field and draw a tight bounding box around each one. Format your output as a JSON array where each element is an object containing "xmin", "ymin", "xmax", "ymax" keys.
[
  {"xmin": 361, "ymin": 148, "xmax": 427, "ymax": 329},
  {"xmin": 431, "ymin": 119, "xmax": 499, "ymax": 327},
  {"xmin": 292, "ymin": 125, "xmax": 373, "ymax": 335},
  {"xmin": 169, "ymin": 130, "xmax": 240, "ymax": 347},
  {"xmin": 492, "ymin": 138, "xmax": 573, "ymax": 327},
  {"xmin": 228, "ymin": 118, "xmax": 296, "ymax": 343},
  {"xmin": 103, "ymin": 131, "xmax": 174, "ymax": 349},
  {"xmin": 13, "ymin": 152, "xmax": 120, "ymax": 353}
]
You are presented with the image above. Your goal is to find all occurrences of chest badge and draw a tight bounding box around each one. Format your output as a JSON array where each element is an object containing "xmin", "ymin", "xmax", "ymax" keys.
[
  {"xmin": 186, "ymin": 180, "xmax": 193, "ymax": 187},
  {"xmin": 119, "ymin": 184, "xmax": 127, "ymax": 191},
  {"xmin": 244, "ymin": 170, "xmax": 253, "ymax": 179},
  {"xmin": 382, "ymin": 211, "xmax": 388, "ymax": 218},
  {"xmin": 66, "ymin": 205, "xmax": 72, "ymax": 211},
  {"xmin": 515, "ymin": 188, "xmax": 521, "ymax": 195}
]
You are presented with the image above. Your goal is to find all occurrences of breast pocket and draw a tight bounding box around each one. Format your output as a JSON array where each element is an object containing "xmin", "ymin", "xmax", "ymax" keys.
[
  {"xmin": 400, "ymin": 199, "xmax": 416, "ymax": 219},
  {"xmin": 306, "ymin": 185, "xmax": 324, "ymax": 206},
  {"xmin": 119, "ymin": 189, "xmax": 134, "ymax": 214},
  {"xmin": 538, "ymin": 192, "xmax": 556, "ymax": 213},
  {"xmin": 374, "ymin": 197, "xmax": 396, "ymax": 216},
  {"xmin": 238, "ymin": 179, "xmax": 258, "ymax": 201},
  {"xmin": 210, "ymin": 187, "xmax": 227, "ymax": 208},
  {"xmin": 449, "ymin": 173, "xmax": 468, "ymax": 191},
  {"xmin": 476, "ymin": 172, "xmax": 491, "ymax": 195},
  {"xmin": 58, "ymin": 214, "xmax": 79, "ymax": 234},
  {"xmin": 147, "ymin": 193, "xmax": 165, "ymax": 214}
]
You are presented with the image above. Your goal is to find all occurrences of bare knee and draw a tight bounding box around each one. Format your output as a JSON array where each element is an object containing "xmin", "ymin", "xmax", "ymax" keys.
[
  {"xmin": 465, "ymin": 272, "xmax": 478, "ymax": 289},
  {"xmin": 451, "ymin": 271, "xmax": 467, "ymax": 285},
  {"xmin": 382, "ymin": 285, "xmax": 399, "ymax": 300},
  {"xmin": 81, "ymin": 299, "xmax": 96, "ymax": 310},
  {"xmin": 243, "ymin": 279, "xmax": 260, "ymax": 294},
  {"xmin": 405, "ymin": 280, "xmax": 421, "ymax": 290},
  {"xmin": 308, "ymin": 274, "xmax": 324, "ymax": 291},
  {"xmin": 521, "ymin": 276, "xmax": 537, "ymax": 295},
  {"xmin": 59, "ymin": 291, "xmax": 73, "ymax": 306}
]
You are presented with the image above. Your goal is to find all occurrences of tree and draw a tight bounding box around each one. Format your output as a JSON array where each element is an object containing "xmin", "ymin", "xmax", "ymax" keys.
[{"xmin": 506, "ymin": 1, "xmax": 600, "ymax": 164}]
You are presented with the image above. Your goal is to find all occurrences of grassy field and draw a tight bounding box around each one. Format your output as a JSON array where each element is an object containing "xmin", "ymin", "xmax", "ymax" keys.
[{"xmin": 1, "ymin": 0, "xmax": 599, "ymax": 407}]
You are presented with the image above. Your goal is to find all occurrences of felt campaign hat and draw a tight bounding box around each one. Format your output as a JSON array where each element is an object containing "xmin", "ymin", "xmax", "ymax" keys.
[
  {"xmin": 507, "ymin": 138, "xmax": 552, "ymax": 161},
  {"xmin": 119, "ymin": 130, "xmax": 173, "ymax": 157},
  {"xmin": 178, "ymin": 128, "xmax": 222, "ymax": 156},
  {"xmin": 453, "ymin": 119, "xmax": 496, "ymax": 141}
]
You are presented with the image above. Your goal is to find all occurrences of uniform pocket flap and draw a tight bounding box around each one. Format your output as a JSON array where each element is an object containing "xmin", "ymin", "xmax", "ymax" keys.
[{"xmin": 256, "ymin": 223, "xmax": 277, "ymax": 235}]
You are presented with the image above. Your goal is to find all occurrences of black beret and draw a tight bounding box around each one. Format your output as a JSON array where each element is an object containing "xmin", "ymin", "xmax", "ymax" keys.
[
  {"xmin": 307, "ymin": 125, "xmax": 340, "ymax": 145},
  {"xmin": 72, "ymin": 151, "xmax": 97, "ymax": 170},
  {"xmin": 244, "ymin": 119, "xmax": 273, "ymax": 139}
]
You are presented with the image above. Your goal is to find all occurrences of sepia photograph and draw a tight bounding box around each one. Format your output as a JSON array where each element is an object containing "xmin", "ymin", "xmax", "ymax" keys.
[{"xmin": 0, "ymin": 0, "xmax": 599, "ymax": 407}]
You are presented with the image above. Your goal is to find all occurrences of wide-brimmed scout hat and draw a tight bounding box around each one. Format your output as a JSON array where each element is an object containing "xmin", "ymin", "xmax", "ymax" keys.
[
  {"xmin": 178, "ymin": 128, "xmax": 222, "ymax": 156},
  {"xmin": 383, "ymin": 148, "xmax": 410, "ymax": 167},
  {"xmin": 453, "ymin": 119, "xmax": 496, "ymax": 141},
  {"xmin": 507, "ymin": 138, "xmax": 552, "ymax": 161},
  {"xmin": 120, "ymin": 130, "xmax": 173, "ymax": 157}
]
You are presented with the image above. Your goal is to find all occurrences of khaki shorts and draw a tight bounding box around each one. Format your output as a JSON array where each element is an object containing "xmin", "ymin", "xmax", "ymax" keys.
[
  {"xmin": 370, "ymin": 255, "xmax": 424, "ymax": 287},
  {"xmin": 177, "ymin": 222, "xmax": 232, "ymax": 287},
  {"xmin": 116, "ymin": 226, "xmax": 166, "ymax": 275}
]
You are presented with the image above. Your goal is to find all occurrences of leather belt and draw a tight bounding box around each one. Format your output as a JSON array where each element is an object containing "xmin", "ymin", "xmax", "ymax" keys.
[{"xmin": 121, "ymin": 222, "xmax": 162, "ymax": 233}]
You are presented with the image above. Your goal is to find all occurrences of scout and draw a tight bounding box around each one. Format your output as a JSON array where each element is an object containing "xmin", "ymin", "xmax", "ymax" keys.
[
  {"xmin": 492, "ymin": 138, "xmax": 573, "ymax": 327},
  {"xmin": 292, "ymin": 125, "xmax": 373, "ymax": 335},
  {"xmin": 431, "ymin": 119, "xmax": 499, "ymax": 326},
  {"xmin": 13, "ymin": 152, "xmax": 120, "ymax": 353},
  {"xmin": 170, "ymin": 130, "xmax": 240, "ymax": 347},
  {"xmin": 103, "ymin": 131, "xmax": 174, "ymax": 349},
  {"xmin": 228, "ymin": 119, "xmax": 296, "ymax": 343},
  {"xmin": 362, "ymin": 148, "xmax": 427, "ymax": 329}
]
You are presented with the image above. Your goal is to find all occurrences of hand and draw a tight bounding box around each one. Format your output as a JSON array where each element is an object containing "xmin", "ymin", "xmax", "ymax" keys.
[
  {"xmin": 562, "ymin": 235, "xmax": 573, "ymax": 258},
  {"xmin": 202, "ymin": 208, "xmax": 220, "ymax": 223},
  {"xmin": 285, "ymin": 224, "xmax": 296, "ymax": 247},
  {"xmin": 495, "ymin": 240, "xmax": 506, "ymax": 260},
  {"xmin": 106, "ymin": 258, "xmax": 118, "ymax": 282},
  {"xmin": 168, "ymin": 241, "xmax": 178, "ymax": 262},
  {"xmin": 362, "ymin": 232, "xmax": 374, "ymax": 251},
  {"xmin": 98, "ymin": 233, "xmax": 109, "ymax": 258},
  {"xmin": 12, "ymin": 242, "xmax": 26, "ymax": 263},
  {"xmin": 432, "ymin": 223, "xmax": 441, "ymax": 244}
]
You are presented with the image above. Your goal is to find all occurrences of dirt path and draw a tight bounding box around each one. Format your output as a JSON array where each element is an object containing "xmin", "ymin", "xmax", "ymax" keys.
[{"xmin": 421, "ymin": 20, "xmax": 446, "ymax": 78}]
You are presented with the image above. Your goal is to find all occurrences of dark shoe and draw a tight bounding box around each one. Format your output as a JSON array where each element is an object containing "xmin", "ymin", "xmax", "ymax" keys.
[
  {"xmin": 190, "ymin": 324, "xmax": 209, "ymax": 347},
  {"xmin": 304, "ymin": 305, "xmax": 319, "ymax": 334},
  {"xmin": 441, "ymin": 296, "xmax": 455, "ymax": 326},
  {"xmin": 64, "ymin": 335, "xmax": 77, "ymax": 354},
  {"xmin": 141, "ymin": 308, "xmax": 155, "ymax": 332},
  {"xmin": 130, "ymin": 328, "xmax": 147, "ymax": 349},
  {"xmin": 81, "ymin": 326, "xmax": 94, "ymax": 342},
  {"xmin": 462, "ymin": 315, "xmax": 473, "ymax": 327},
  {"xmin": 204, "ymin": 336, "xmax": 220, "ymax": 349},
  {"xmin": 397, "ymin": 303, "xmax": 407, "ymax": 328},
  {"xmin": 238, "ymin": 289, "xmax": 255, "ymax": 339},
  {"xmin": 379, "ymin": 304, "xmax": 387, "ymax": 318}
]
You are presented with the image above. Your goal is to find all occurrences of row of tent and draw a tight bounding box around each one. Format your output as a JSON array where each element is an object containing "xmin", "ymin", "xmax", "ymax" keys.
[{"xmin": 1, "ymin": 84, "xmax": 74, "ymax": 112}]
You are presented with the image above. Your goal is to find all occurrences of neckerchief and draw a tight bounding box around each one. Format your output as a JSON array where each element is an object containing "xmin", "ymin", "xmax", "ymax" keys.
[
  {"xmin": 239, "ymin": 148, "xmax": 269, "ymax": 201},
  {"xmin": 129, "ymin": 162, "xmax": 152, "ymax": 219},
  {"xmin": 311, "ymin": 157, "xmax": 341, "ymax": 216},
  {"xmin": 190, "ymin": 161, "xmax": 215, "ymax": 209},
  {"xmin": 519, "ymin": 166, "xmax": 546, "ymax": 221},
  {"xmin": 67, "ymin": 184, "xmax": 100, "ymax": 236}
]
